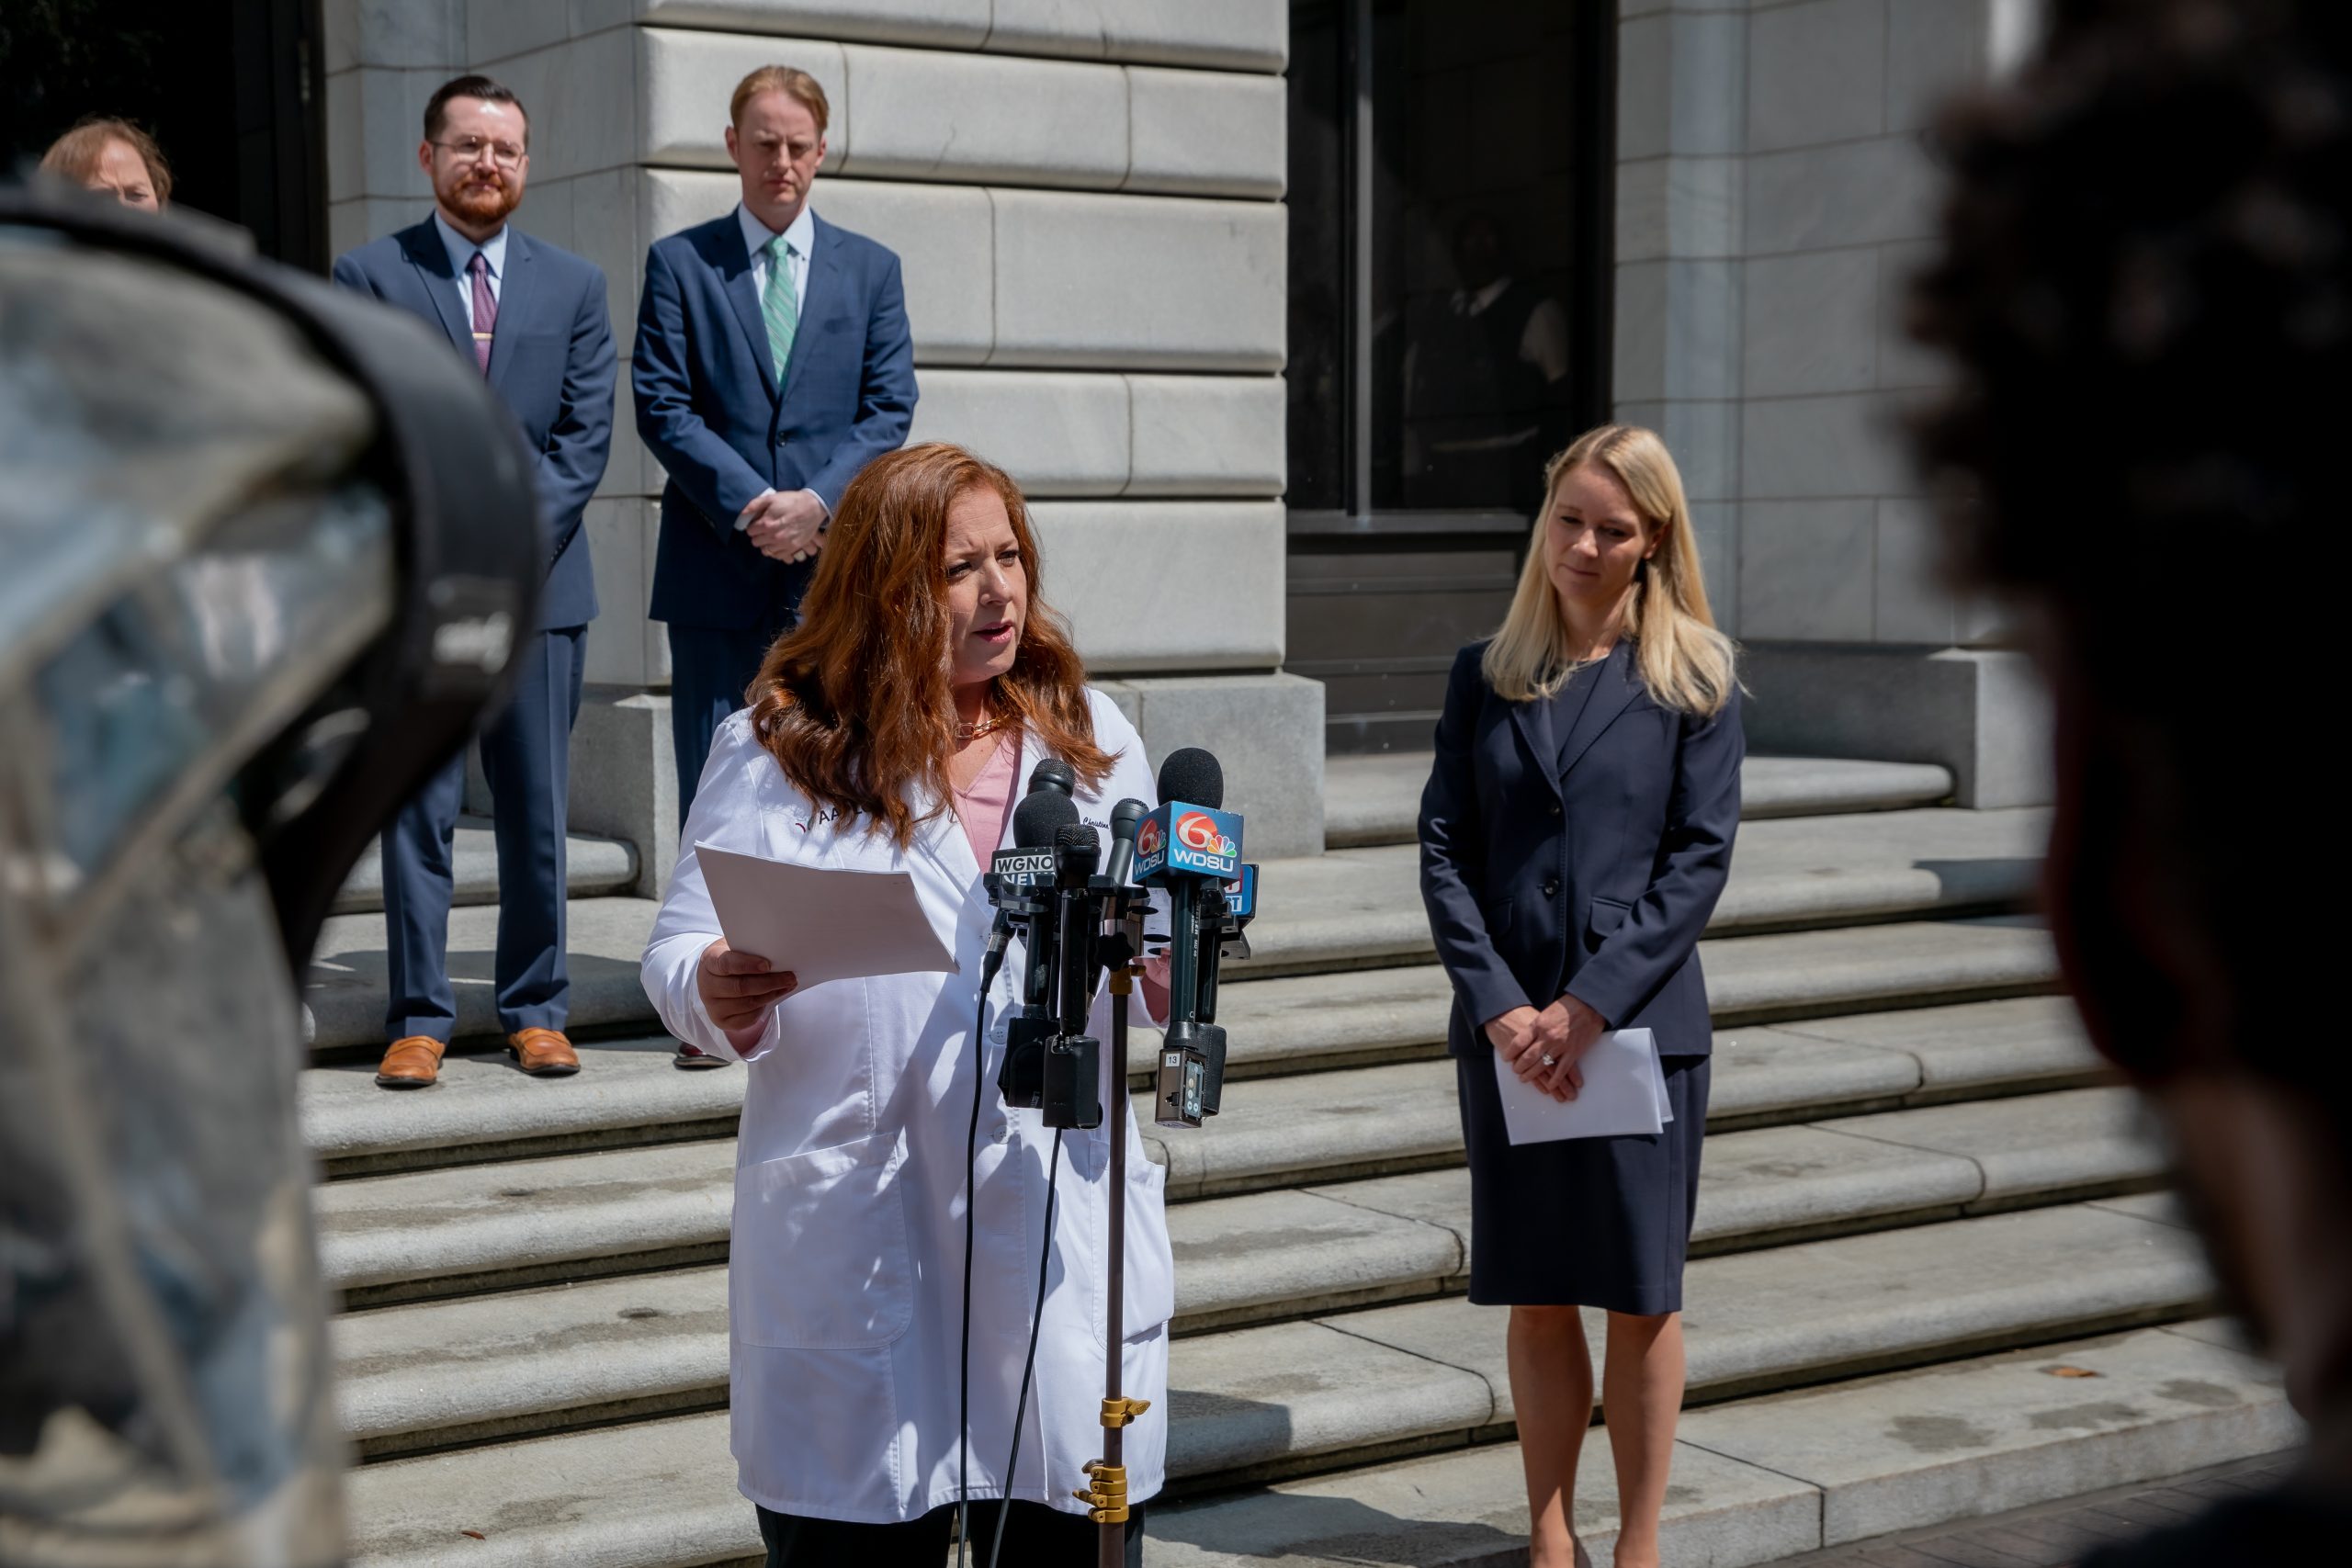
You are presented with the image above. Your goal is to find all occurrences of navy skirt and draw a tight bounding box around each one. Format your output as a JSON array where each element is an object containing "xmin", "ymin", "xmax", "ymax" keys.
[{"xmin": 1455, "ymin": 1051, "xmax": 1710, "ymax": 1315}]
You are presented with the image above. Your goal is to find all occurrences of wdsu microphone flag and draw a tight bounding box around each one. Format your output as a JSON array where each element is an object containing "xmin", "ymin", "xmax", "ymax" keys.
[{"xmin": 1134, "ymin": 802, "xmax": 1243, "ymax": 883}]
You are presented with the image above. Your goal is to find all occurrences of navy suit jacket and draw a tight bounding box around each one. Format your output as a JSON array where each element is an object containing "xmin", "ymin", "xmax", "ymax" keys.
[
  {"xmin": 1419, "ymin": 639, "xmax": 1744, "ymax": 1060},
  {"xmin": 331, "ymin": 219, "xmax": 616, "ymax": 630},
  {"xmin": 632, "ymin": 209, "xmax": 917, "ymax": 632}
]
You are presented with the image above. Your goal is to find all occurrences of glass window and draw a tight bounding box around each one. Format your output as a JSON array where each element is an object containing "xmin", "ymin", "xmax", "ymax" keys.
[{"xmin": 1288, "ymin": 0, "xmax": 1605, "ymax": 520}]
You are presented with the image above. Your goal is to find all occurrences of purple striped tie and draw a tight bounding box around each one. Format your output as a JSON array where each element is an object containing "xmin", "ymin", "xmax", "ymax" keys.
[{"xmin": 467, "ymin": 250, "xmax": 497, "ymax": 372}]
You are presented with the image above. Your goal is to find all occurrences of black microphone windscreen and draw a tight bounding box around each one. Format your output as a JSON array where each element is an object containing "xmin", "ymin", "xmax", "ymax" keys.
[
  {"xmin": 1156, "ymin": 747, "xmax": 1224, "ymax": 810},
  {"xmin": 1029, "ymin": 758, "xmax": 1076, "ymax": 797},
  {"xmin": 1013, "ymin": 789, "xmax": 1079, "ymax": 847},
  {"xmin": 1055, "ymin": 820, "xmax": 1101, "ymax": 876}
]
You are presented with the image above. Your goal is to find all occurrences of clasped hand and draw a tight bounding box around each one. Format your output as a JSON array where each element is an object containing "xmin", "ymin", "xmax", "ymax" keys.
[
  {"xmin": 1485, "ymin": 993, "xmax": 1608, "ymax": 1102},
  {"xmin": 740, "ymin": 488, "xmax": 827, "ymax": 563},
  {"xmin": 697, "ymin": 937, "xmax": 798, "ymax": 1050}
]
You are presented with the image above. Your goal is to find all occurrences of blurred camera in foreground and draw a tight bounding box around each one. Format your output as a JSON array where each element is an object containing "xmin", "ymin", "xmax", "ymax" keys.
[{"xmin": 0, "ymin": 180, "xmax": 543, "ymax": 1565}]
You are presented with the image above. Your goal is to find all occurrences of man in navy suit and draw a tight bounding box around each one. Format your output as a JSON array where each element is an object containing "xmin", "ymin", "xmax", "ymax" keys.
[
  {"xmin": 333, "ymin": 73, "xmax": 616, "ymax": 1089},
  {"xmin": 633, "ymin": 63, "xmax": 917, "ymax": 829}
]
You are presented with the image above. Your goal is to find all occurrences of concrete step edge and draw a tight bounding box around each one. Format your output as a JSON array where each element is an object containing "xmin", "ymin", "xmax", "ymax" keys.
[
  {"xmin": 316, "ymin": 1037, "xmax": 2124, "ymax": 1308},
  {"xmin": 339, "ymin": 1213, "xmax": 2223, "ymax": 1567},
  {"xmin": 1146, "ymin": 1321, "xmax": 2291, "ymax": 1567},
  {"xmin": 332, "ymin": 821, "xmax": 639, "ymax": 916},
  {"xmin": 304, "ymin": 932, "xmax": 2067, "ymax": 1178},
  {"xmin": 1326, "ymin": 754, "xmax": 1959, "ymax": 848},
  {"xmin": 329, "ymin": 1111, "xmax": 2170, "ymax": 1453},
  {"xmin": 305, "ymin": 815, "xmax": 2051, "ymax": 1049}
]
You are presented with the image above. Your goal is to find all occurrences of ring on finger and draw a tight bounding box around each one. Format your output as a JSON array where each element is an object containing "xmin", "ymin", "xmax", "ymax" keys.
[{"xmin": 1539, "ymin": 1053, "xmax": 1557, "ymax": 1067}]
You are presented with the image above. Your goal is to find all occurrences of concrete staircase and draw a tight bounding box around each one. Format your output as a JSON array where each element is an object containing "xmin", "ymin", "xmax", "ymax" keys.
[{"xmin": 303, "ymin": 757, "xmax": 2294, "ymax": 1567}]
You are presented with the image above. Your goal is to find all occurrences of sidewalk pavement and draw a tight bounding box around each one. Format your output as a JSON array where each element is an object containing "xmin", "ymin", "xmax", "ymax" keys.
[{"xmin": 1758, "ymin": 1450, "xmax": 2298, "ymax": 1566}]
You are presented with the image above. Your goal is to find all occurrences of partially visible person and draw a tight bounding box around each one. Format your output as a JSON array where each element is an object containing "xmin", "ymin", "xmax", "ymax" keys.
[
  {"xmin": 332, "ymin": 73, "xmax": 616, "ymax": 1089},
  {"xmin": 633, "ymin": 63, "xmax": 916, "ymax": 829},
  {"xmin": 1908, "ymin": 1, "xmax": 2350, "ymax": 1561},
  {"xmin": 1419, "ymin": 424, "xmax": 1740, "ymax": 1568},
  {"xmin": 39, "ymin": 116, "xmax": 170, "ymax": 210},
  {"xmin": 1401, "ymin": 211, "xmax": 1572, "ymax": 514},
  {"xmin": 633, "ymin": 62, "xmax": 916, "ymax": 1067}
]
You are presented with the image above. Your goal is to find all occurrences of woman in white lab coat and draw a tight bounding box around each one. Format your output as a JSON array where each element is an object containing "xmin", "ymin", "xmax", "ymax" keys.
[{"xmin": 641, "ymin": 443, "xmax": 1172, "ymax": 1566}]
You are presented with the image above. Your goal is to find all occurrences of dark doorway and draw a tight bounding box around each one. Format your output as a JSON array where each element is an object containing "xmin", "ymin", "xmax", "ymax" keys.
[
  {"xmin": 1288, "ymin": 0, "xmax": 1616, "ymax": 753},
  {"xmin": 1, "ymin": 0, "xmax": 327, "ymax": 269}
]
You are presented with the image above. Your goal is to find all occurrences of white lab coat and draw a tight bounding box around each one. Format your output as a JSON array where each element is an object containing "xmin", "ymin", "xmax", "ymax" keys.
[{"xmin": 640, "ymin": 693, "xmax": 1174, "ymax": 1524}]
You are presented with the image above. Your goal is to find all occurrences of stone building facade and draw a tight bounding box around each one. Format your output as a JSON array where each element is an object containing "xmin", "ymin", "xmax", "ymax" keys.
[{"xmin": 322, "ymin": 0, "xmax": 2044, "ymax": 883}]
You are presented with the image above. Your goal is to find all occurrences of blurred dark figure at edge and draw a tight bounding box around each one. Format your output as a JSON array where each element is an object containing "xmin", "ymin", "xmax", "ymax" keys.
[
  {"xmin": 1402, "ymin": 212, "xmax": 1572, "ymax": 516},
  {"xmin": 1911, "ymin": 1, "xmax": 2351, "ymax": 1560}
]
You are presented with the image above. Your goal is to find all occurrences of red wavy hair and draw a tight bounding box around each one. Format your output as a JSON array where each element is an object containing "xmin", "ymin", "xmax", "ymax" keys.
[{"xmin": 748, "ymin": 443, "xmax": 1110, "ymax": 848}]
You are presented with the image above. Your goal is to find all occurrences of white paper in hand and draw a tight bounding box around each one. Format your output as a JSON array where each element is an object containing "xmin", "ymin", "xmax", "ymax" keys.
[
  {"xmin": 695, "ymin": 842, "xmax": 955, "ymax": 993},
  {"xmin": 1493, "ymin": 1027, "xmax": 1672, "ymax": 1145}
]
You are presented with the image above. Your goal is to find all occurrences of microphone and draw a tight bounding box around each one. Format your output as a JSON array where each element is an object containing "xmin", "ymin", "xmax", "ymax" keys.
[
  {"xmin": 988, "ymin": 788, "xmax": 1076, "ymax": 1109},
  {"xmin": 1030, "ymin": 757, "xmax": 1075, "ymax": 798},
  {"xmin": 1103, "ymin": 797, "xmax": 1147, "ymax": 887},
  {"xmin": 1136, "ymin": 748, "xmax": 1244, "ymax": 1126},
  {"xmin": 1042, "ymin": 821, "xmax": 1105, "ymax": 1129}
]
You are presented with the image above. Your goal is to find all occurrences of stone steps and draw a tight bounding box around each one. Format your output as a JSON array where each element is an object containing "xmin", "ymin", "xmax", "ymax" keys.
[
  {"xmin": 1326, "ymin": 753, "xmax": 1956, "ymax": 848},
  {"xmin": 338, "ymin": 1204, "xmax": 2220, "ymax": 1566},
  {"xmin": 309, "ymin": 774, "xmax": 2179, "ymax": 1568},
  {"xmin": 311, "ymin": 998, "xmax": 2099, "ymax": 1303},
  {"xmin": 301, "ymin": 807, "xmax": 2048, "ymax": 1050},
  {"xmin": 332, "ymin": 818, "xmax": 639, "ymax": 915},
  {"xmin": 302, "ymin": 950, "xmax": 2079, "ymax": 1182},
  {"xmin": 1147, "ymin": 1320, "xmax": 2292, "ymax": 1567},
  {"xmin": 326, "ymin": 1085, "xmax": 2161, "ymax": 1453}
]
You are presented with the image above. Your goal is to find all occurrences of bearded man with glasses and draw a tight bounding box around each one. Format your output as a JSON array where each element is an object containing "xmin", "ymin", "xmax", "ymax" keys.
[{"xmin": 331, "ymin": 73, "xmax": 618, "ymax": 1090}]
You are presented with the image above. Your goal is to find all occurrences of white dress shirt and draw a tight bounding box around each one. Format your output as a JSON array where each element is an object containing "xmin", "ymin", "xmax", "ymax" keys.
[
  {"xmin": 432, "ymin": 211, "xmax": 507, "ymax": 331},
  {"xmin": 733, "ymin": 202, "xmax": 827, "ymax": 532}
]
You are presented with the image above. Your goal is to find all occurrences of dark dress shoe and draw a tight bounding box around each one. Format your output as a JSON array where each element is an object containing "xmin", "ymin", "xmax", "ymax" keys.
[
  {"xmin": 508, "ymin": 1027, "xmax": 580, "ymax": 1077},
  {"xmin": 376, "ymin": 1035, "xmax": 447, "ymax": 1088},
  {"xmin": 673, "ymin": 1044, "xmax": 730, "ymax": 1070}
]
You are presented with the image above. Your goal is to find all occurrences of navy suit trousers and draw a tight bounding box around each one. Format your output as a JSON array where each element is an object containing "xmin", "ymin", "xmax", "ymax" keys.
[
  {"xmin": 668, "ymin": 621, "xmax": 779, "ymax": 830},
  {"xmin": 381, "ymin": 625, "xmax": 585, "ymax": 1040}
]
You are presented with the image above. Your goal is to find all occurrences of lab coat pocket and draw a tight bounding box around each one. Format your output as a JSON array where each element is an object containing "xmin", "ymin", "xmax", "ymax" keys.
[
  {"xmin": 1120, "ymin": 1156, "xmax": 1176, "ymax": 1341},
  {"xmin": 731, "ymin": 1130, "xmax": 914, "ymax": 1349}
]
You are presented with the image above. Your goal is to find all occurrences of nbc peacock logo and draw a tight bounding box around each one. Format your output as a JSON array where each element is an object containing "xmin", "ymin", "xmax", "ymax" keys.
[{"xmin": 1175, "ymin": 811, "xmax": 1238, "ymax": 860}]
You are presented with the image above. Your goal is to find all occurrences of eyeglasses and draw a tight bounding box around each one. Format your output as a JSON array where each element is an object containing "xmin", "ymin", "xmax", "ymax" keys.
[{"xmin": 432, "ymin": 138, "xmax": 526, "ymax": 170}]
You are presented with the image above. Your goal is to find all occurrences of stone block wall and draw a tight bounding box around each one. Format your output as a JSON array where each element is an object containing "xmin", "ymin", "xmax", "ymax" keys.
[
  {"xmin": 322, "ymin": 1, "xmax": 1322, "ymax": 863},
  {"xmin": 1613, "ymin": 0, "xmax": 2039, "ymax": 647},
  {"xmin": 1614, "ymin": 0, "xmax": 2050, "ymax": 802}
]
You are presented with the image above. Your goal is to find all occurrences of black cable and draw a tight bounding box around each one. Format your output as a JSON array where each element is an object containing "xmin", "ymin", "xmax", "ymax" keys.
[
  {"xmin": 987, "ymin": 1128, "xmax": 1065, "ymax": 1568},
  {"xmin": 956, "ymin": 952, "xmax": 1004, "ymax": 1568}
]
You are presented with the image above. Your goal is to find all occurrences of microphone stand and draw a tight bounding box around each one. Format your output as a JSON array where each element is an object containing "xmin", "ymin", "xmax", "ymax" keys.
[{"xmin": 1077, "ymin": 892, "xmax": 1149, "ymax": 1564}]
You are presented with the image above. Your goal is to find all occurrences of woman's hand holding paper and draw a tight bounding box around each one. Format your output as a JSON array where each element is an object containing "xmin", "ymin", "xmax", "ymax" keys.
[
  {"xmin": 696, "ymin": 937, "xmax": 798, "ymax": 1050},
  {"xmin": 1527, "ymin": 993, "xmax": 1608, "ymax": 1101}
]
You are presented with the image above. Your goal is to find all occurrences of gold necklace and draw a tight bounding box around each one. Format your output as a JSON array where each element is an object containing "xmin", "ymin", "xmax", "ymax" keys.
[{"xmin": 953, "ymin": 713, "xmax": 1009, "ymax": 742}]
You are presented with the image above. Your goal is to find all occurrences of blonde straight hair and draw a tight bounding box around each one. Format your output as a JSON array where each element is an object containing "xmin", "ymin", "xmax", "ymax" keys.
[{"xmin": 1481, "ymin": 424, "xmax": 1737, "ymax": 716}]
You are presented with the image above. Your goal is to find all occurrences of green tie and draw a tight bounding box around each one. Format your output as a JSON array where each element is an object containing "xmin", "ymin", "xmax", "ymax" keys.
[{"xmin": 762, "ymin": 232, "xmax": 798, "ymax": 388}]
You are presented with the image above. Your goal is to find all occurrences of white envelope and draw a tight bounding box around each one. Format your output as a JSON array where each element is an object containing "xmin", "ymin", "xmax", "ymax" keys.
[
  {"xmin": 1492, "ymin": 1027, "xmax": 1672, "ymax": 1145},
  {"xmin": 695, "ymin": 842, "xmax": 956, "ymax": 994}
]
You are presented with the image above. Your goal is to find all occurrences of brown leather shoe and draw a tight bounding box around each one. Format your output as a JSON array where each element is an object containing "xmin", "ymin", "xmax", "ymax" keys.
[
  {"xmin": 375, "ymin": 1035, "xmax": 447, "ymax": 1089},
  {"xmin": 508, "ymin": 1027, "xmax": 580, "ymax": 1077}
]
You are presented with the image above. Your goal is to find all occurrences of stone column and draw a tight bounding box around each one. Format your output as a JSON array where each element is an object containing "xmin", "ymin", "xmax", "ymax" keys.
[{"xmin": 1613, "ymin": 0, "xmax": 2049, "ymax": 807}]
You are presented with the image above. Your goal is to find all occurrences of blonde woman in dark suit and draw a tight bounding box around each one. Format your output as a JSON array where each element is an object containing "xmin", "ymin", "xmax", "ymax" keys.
[{"xmin": 1419, "ymin": 425, "xmax": 1741, "ymax": 1568}]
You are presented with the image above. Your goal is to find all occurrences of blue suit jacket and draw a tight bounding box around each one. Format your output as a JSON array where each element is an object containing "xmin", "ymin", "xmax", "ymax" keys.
[
  {"xmin": 1419, "ymin": 639, "xmax": 1745, "ymax": 1059},
  {"xmin": 633, "ymin": 209, "xmax": 918, "ymax": 632},
  {"xmin": 331, "ymin": 218, "xmax": 616, "ymax": 629}
]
